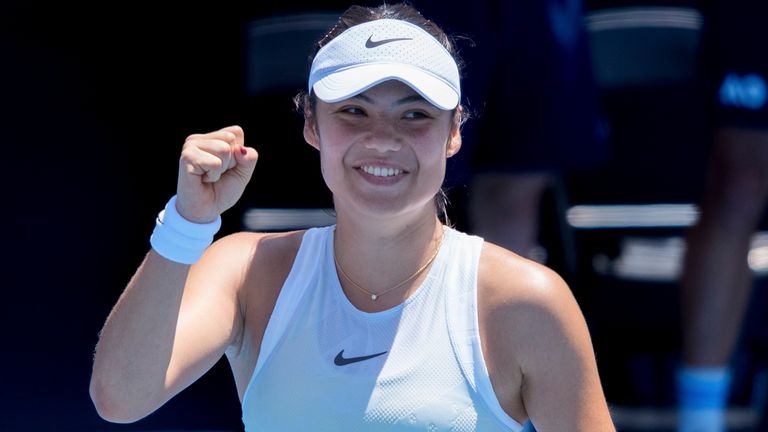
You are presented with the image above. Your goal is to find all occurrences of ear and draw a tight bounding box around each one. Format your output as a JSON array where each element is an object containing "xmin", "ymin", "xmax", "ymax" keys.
[
  {"xmin": 303, "ymin": 116, "xmax": 320, "ymax": 150},
  {"xmin": 446, "ymin": 108, "xmax": 463, "ymax": 158}
]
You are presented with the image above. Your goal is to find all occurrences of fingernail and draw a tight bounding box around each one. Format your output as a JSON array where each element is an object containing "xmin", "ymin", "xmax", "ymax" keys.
[{"xmin": 240, "ymin": 147, "xmax": 247, "ymax": 155}]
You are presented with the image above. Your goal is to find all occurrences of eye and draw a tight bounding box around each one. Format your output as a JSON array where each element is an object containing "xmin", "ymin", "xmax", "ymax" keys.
[
  {"xmin": 403, "ymin": 110, "xmax": 431, "ymax": 120},
  {"xmin": 338, "ymin": 106, "xmax": 366, "ymax": 116}
]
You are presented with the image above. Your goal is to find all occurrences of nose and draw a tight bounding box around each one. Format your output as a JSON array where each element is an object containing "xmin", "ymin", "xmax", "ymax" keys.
[{"xmin": 364, "ymin": 123, "xmax": 403, "ymax": 153}]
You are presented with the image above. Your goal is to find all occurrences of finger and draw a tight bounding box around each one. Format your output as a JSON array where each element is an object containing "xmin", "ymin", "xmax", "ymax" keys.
[
  {"xmin": 185, "ymin": 130, "xmax": 237, "ymax": 146},
  {"xmin": 222, "ymin": 126, "xmax": 243, "ymax": 171},
  {"xmin": 232, "ymin": 145, "xmax": 259, "ymax": 181},
  {"xmin": 219, "ymin": 125, "xmax": 244, "ymax": 148},
  {"xmin": 180, "ymin": 128, "xmax": 243, "ymax": 183},
  {"xmin": 181, "ymin": 146, "xmax": 227, "ymax": 183},
  {"xmin": 196, "ymin": 128, "xmax": 242, "ymax": 170},
  {"xmin": 187, "ymin": 138, "xmax": 234, "ymax": 172}
]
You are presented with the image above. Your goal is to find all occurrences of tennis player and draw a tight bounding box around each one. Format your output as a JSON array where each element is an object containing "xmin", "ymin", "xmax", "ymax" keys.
[{"xmin": 90, "ymin": 3, "xmax": 615, "ymax": 430}]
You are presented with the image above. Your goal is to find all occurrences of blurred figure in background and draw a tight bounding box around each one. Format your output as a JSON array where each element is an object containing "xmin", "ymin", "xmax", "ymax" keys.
[
  {"xmin": 420, "ymin": 0, "xmax": 607, "ymax": 267},
  {"xmin": 465, "ymin": 0, "xmax": 606, "ymax": 267},
  {"xmin": 677, "ymin": 1, "xmax": 768, "ymax": 431}
]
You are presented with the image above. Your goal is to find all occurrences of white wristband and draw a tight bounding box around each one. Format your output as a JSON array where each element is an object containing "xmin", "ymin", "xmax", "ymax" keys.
[{"xmin": 149, "ymin": 195, "xmax": 222, "ymax": 264}]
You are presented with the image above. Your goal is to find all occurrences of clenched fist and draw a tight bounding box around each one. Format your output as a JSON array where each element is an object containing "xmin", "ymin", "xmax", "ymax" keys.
[{"xmin": 176, "ymin": 125, "xmax": 258, "ymax": 223}]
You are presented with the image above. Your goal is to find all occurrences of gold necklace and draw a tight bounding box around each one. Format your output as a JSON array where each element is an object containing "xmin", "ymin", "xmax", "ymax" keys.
[{"xmin": 333, "ymin": 229, "xmax": 444, "ymax": 301}]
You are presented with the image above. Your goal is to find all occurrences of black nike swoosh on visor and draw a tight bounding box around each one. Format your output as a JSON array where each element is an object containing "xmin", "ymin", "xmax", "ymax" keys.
[{"xmin": 365, "ymin": 36, "xmax": 413, "ymax": 48}]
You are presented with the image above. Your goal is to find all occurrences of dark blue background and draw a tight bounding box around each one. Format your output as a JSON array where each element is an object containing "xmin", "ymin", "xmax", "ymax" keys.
[{"xmin": 3, "ymin": 1, "xmax": 766, "ymax": 431}]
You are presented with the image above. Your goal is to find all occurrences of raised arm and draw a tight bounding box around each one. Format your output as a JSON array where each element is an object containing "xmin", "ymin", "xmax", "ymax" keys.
[{"xmin": 89, "ymin": 126, "xmax": 258, "ymax": 422}]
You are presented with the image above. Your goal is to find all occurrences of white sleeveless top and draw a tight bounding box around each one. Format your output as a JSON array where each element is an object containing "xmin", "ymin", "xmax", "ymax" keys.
[{"xmin": 241, "ymin": 225, "xmax": 531, "ymax": 431}]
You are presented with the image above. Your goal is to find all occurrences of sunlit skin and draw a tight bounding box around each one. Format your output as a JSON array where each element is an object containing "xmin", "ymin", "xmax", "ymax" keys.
[
  {"xmin": 90, "ymin": 80, "xmax": 615, "ymax": 430},
  {"xmin": 304, "ymin": 80, "xmax": 461, "ymax": 228},
  {"xmin": 299, "ymin": 80, "xmax": 464, "ymax": 311}
]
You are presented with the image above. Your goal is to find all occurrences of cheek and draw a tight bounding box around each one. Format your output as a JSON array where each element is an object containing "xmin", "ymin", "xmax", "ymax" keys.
[
  {"xmin": 317, "ymin": 133, "xmax": 348, "ymax": 166},
  {"xmin": 315, "ymin": 135, "xmax": 347, "ymax": 189},
  {"xmin": 415, "ymin": 131, "xmax": 451, "ymax": 162}
]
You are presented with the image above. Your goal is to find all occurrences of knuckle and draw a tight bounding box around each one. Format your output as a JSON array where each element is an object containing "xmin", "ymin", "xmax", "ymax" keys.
[
  {"xmin": 179, "ymin": 147, "xmax": 195, "ymax": 162},
  {"xmin": 182, "ymin": 138, "xmax": 203, "ymax": 153},
  {"xmin": 223, "ymin": 131, "xmax": 237, "ymax": 142},
  {"xmin": 184, "ymin": 133, "xmax": 201, "ymax": 143},
  {"xmin": 211, "ymin": 140, "xmax": 232, "ymax": 156},
  {"xmin": 210, "ymin": 158, "xmax": 224, "ymax": 170}
]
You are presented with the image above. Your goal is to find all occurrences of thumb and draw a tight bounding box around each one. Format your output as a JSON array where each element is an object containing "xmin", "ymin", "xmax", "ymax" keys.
[{"xmin": 233, "ymin": 145, "xmax": 258, "ymax": 179}]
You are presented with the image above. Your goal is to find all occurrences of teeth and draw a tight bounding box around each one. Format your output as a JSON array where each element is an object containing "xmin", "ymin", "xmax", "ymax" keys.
[{"xmin": 362, "ymin": 166, "xmax": 402, "ymax": 177}]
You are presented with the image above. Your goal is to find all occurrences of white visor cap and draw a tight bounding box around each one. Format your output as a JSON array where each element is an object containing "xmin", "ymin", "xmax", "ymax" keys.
[{"xmin": 308, "ymin": 19, "xmax": 461, "ymax": 111}]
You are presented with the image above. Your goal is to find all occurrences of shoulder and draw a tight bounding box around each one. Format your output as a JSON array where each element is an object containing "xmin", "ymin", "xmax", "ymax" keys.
[
  {"xmin": 188, "ymin": 229, "xmax": 306, "ymax": 298},
  {"xmin": 195, "ymin": 229, "xmax": 308, "ymax": 341},
  {"xmin": 478, "ymin": 241, "xmax": 572, "ymax": 310},
  {"xmin": 477, "ymin": 241, "xmax": 588, "ymax": 367},
  {"xmin": 205, "ymin": 230, "xmax": 304, "ymax": 262},
  {"xmin": 476, "ymin": 244, "xmax": 614, "ymax": 428},
  {"xmin": 200, "ymin": 230, "xmax": 306, "ymax": 284}
]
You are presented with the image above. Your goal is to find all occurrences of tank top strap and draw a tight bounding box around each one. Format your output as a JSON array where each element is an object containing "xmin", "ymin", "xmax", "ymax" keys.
[{"xmin": 443, "ymin": 228, "xmax": 528, "ymax": 430}]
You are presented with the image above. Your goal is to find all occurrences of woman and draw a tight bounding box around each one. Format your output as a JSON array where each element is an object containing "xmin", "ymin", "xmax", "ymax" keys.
[{"xmin": 89, "ymin": 3, "xmax": 615, "ymax": 431}]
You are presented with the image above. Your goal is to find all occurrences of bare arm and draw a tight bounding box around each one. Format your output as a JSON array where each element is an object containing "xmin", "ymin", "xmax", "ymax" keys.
[
  {"xmin": 481, "ymin": 244, "xmax": 615, "ymax": 431},
  {"xmin": 517, "ymin": 268, "xmax": 615, "ymax": 430},
  {"xmin": 90, "ymin": 240, "xmax": 245, "ymax": 422},
  {"xmin": 89, "ymin": 126, "xmax": 258, "ymax": 422}
]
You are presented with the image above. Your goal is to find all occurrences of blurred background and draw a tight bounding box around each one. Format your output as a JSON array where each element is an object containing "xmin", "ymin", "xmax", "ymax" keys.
[{"xmin": 2, "ymin": 0, "xmax": 766, "ymax": 431}]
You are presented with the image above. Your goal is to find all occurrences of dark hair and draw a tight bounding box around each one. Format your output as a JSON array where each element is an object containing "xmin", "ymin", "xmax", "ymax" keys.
[{"xmin": 296, "ymin": 2, "xmax": 467, "ymax": 224}]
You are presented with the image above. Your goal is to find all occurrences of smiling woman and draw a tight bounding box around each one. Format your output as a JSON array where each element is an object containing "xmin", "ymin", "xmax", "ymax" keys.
[
  {"xmin": 302, "ymin": 81, "xmax": 461, "ymax": 224},
  {"xmin": 88, "ymin": 3, "xmax": 616, "ymax": 431}
]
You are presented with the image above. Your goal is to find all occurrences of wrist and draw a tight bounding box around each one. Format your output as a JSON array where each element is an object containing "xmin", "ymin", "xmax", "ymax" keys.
[
  {"xmin": 174, "ymin": 194, "xmax": 220, "ymax": 224},
  {"xmin": 149, "ymin": 195, "xmax": 222, "ymax": 264}
]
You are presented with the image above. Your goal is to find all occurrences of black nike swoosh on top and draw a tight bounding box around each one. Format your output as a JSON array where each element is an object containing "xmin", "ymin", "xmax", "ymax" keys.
[
  {"xmin": 334, "ymin": 349, "xmax": 388, "ymax": 366},
  {"xmin": 365, "ymin": 36, "xmax": 413, "ymax": 48}
]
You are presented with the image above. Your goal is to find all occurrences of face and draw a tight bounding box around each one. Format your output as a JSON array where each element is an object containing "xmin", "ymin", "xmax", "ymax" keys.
[{"xmin": 304, "ymin": 80, "xmax": 462, "ymax": 221}]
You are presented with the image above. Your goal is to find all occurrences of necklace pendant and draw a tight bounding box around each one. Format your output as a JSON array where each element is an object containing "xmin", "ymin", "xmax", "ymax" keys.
[{"xmin": 371, "ymin": 294, "xmax": 378, "ymax": 301}]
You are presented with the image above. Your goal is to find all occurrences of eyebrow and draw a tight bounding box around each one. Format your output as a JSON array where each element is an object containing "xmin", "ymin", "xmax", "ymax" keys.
[{"xmin": 352, "ymin": 93, "xmax": 428, "ymax": 106}]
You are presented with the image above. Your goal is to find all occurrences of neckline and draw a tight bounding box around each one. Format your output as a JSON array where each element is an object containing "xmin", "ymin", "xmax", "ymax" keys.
[{"xmin": 328, "ymin": 225, "xmax": 451, "ymax": 319}]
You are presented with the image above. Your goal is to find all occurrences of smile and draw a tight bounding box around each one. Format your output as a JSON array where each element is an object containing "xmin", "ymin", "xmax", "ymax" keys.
[{"xmin": 361, "ymin": 166, "xmax": 403, "ymax": 177}]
